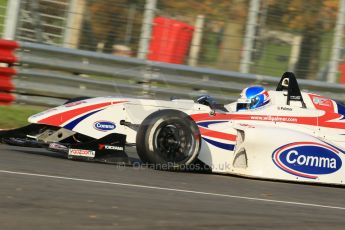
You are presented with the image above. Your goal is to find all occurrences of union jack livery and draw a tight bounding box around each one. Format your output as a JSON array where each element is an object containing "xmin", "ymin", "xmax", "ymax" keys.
[{"xmin": 1, "ymin": 72, "xmax": 345, "ymax": 186}]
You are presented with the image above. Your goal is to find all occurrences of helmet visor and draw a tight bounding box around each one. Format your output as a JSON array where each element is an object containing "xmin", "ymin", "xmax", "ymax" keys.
[{"xmin": 250, "ymin": 96, "xmax": 260, "ymax": 108}]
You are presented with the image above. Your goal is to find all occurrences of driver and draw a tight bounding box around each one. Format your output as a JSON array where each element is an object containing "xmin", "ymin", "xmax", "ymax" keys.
[{"xmin": 236, "ymin": 86, "xmax": 271, "ymax": 111}]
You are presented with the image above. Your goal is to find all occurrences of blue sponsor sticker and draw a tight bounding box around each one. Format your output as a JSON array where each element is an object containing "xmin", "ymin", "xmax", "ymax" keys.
[
  {"xmin": 93, "ymin": 121, "xmax": 116, "ymax": 132},
  {"xmin": 272, "ymin": 142, "xmax": 342, "ymax": 179}
]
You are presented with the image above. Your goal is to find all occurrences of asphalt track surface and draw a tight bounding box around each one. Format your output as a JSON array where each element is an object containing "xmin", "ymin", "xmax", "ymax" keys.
[{"xmin": 1, "ymin": 144, "xmax": 345, "ymax": 229}]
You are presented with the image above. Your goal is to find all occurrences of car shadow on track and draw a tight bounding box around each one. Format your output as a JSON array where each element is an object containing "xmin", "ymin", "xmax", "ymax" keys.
[
  {"xmin": 4, "ymin": 145, "xmax": 212, "ymax": 175},
  {"xmin": 3, "ymin": 145, "xmax": 343, "ymax": 188}
]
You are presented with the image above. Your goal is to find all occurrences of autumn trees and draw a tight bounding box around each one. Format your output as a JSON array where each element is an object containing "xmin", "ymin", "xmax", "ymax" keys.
[
  {"xmin": 80, "ymin": 0, "xmax": 340, "ymax": 79},
  {"xmin": 267, "ymin": 0, "xmax": 338, "ymax": 79}
]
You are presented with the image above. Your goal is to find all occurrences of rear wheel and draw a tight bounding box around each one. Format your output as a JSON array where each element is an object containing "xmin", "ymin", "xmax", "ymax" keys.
[{"xmin": 136, "ymin": 110, "xmax": 201, "ymax": 170}]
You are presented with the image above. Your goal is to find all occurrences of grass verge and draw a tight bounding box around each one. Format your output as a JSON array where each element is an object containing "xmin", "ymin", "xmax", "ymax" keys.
[{"xmin": 0, "ymin": 105, "xmax": 47, "ymax": 129}]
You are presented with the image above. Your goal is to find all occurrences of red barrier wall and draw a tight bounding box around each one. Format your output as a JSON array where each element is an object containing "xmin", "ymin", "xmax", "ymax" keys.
[
  {"xmin": 148, "ymin": 17, "xmax": 194, "ymax": 64},
  {"xmin": 0, "ymin": 92, "xmax": 15, "ymax": 105},
  {"xmin": 0, "ymin": 39, "xmax": 19, "ymax": 105}
]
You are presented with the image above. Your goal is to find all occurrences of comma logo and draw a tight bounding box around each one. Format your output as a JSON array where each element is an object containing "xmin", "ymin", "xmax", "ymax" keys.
[
  {"xmin": 286, "ymin": 150, "xmax": 337, "ymax": 169},
  {"xmin": 93, "ymin": 121, "xmax": 116, "ymax": 131},
  {"xmin": 272, "ymin": 142, "xmax": 342, "ymax": 179}
]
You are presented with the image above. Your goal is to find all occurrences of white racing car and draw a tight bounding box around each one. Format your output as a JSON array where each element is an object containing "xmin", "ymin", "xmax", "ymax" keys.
[{"xmin": 1, "ymin": 72, "xmax": 345, "ymax": 186}]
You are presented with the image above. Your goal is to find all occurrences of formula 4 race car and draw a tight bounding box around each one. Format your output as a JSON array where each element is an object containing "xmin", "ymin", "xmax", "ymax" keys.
[{"xmin": 1, "ymin": 72, "xmax": 345, "ymax": 186}]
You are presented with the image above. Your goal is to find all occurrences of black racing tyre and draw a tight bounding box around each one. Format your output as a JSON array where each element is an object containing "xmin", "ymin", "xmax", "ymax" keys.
[
  {"xmin": 136, "ymin": 109, "xmax": 201, "ymax": 170},
  {"xmin": 63, "ymin": 97, "xmax": 91, "ymax": 105}
]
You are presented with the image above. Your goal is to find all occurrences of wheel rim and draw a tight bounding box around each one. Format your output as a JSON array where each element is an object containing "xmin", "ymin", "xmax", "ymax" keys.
[{"xmin": 153, "ymin": 121, "xmax": 196, "ymax": 164}]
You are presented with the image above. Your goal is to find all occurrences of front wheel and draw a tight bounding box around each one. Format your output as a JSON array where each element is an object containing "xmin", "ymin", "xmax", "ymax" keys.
[{"xmin": 136, "ymin": 110, "xmax": 201, "ymax": 170}]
